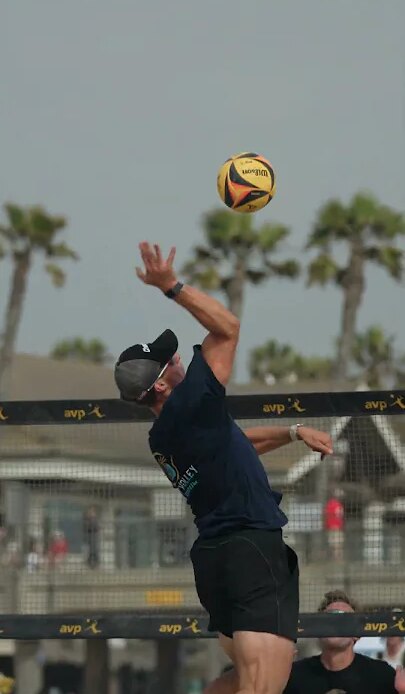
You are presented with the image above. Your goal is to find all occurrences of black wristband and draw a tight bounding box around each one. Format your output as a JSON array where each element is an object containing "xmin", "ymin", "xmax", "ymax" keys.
[{"xmin": 165, "ymin": 282, "xmax": 184, "ymax": 299}]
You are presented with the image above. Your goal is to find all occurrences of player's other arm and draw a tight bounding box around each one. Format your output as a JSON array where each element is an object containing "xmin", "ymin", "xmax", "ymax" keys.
[
  {"xmin": 245, "ymin": 425, "xmax": 333, "ymax": 456},
  {"xmin": 136, "ymin": 242, "xmax": 239, "ymax": 385}
]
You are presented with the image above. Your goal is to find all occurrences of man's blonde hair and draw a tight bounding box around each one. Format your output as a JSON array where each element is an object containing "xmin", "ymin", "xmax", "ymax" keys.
[{"xmin": 318, "ymin": 590, "xmax": 358, "ymax": 613}]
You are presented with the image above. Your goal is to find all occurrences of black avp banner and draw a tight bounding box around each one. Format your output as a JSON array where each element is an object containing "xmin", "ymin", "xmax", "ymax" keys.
[
  {"xmin": 0, "ymin": 612, "xmax": 403, "ymax": 639},
  {"xmin": 0, "ymin": 390, "xmax": 405, "ymax": 425}
]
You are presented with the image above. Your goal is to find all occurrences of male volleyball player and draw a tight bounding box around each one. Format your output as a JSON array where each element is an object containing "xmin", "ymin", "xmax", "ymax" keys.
[{"xmin": 114, "ymin": 242, "xmax": 334, "ymax": 694}]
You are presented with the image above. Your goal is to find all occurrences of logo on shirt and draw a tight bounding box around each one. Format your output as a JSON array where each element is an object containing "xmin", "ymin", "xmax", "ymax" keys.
[
  {"xmin": 153, "ymin": 453, "xmax": 198, "ymax": 499},
  {"xmin": 153, "ymin": 453, "xmax": 180, "ymax": 486}
]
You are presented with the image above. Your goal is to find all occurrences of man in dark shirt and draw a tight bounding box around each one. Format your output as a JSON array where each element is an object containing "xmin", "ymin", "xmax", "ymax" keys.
[
  {"xmin": 114, "ymin": 242, "xmax": 334, "ymax": 694},
  {"xmin": 283, "ymin": 590, "xmax": 405, "ymax": 694}
]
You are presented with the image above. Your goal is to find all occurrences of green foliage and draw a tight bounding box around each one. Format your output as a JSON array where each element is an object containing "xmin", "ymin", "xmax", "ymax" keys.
[
  {"xmin": 0, "ymin": 202, "xmax": 78, "ymax": 286},
  {"xmin": 249, "ymin": 339, "xmax": 333, "ymax": 382},
  {"xmin": 307, "ymin": 253, "xmax": 340, "ymax": 287},
  {"xmin": 351, "ymin": 325, "xmax": 405, "ymax": 388},
  {"xmin": 182, "ymin": 209, "xmax": 300, "ymax": 317},
  {"xmin": 50, "ymin": 338, "xmax": 110, "ymax": 364},
  {"xmin": 0, "ymin": 202, "xmax": 79, "ymax": 396},
  {"xmin": 306, "ymin": 192, "xmax": 405, "ymax": 380},
  {"xmin": 306, "ymin": 192, "xmax": 405, "ymax": 286}
]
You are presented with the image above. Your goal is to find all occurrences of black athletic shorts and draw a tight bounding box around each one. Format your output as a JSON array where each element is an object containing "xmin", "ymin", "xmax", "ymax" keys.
[{"xmin": 190, "ymin": 528, "xmax": 299, "ymax": 641}]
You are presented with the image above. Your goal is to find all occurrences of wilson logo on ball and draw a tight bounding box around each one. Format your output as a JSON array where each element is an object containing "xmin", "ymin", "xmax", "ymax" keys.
[
  {"xmin": 241, "ymin": 168, "xmax": 269, "ymax": 177},
  {"xmin": 217, "ymin": 152, "xmax": 276, "ymax": 213}
]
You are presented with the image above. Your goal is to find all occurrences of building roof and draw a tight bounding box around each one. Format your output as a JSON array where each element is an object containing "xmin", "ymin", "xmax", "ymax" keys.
[
  {"xmin": 9, "ymin": 353, "xmax": 356, "ymax": 401},
  {"xmin": 9, "ymin": 353, "xmax": 117, "ymax": 400}
]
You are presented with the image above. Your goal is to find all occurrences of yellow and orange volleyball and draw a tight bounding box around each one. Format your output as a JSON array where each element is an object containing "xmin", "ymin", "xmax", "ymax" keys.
[{"xmin": 217, "ymin": 152, "xmax": 276, "ymax": 213}]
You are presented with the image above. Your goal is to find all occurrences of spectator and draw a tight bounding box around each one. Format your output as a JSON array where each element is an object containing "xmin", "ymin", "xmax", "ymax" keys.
[
  {"xmin": 83, "ymin": 506, "xmax": 99, "ymax": 568},
  {"xmin": 26, "ymin": 536, "xmax": 42, "ymax": 573},
  {"xmin": 283, "ymin": 589, "xmax": 405, "ymax": 693},
  {"xmin": 2, "ymin": 540, "xmax": 22, "ymax": 568},
  {"xmin": 324, "ymin": 489, "xmax": 345, "ymax": 561},
  {"xmin": 48, "ymin": 530, "xmax": 68, "ymax": 566},
  {"xmin": 379, "ymin": 631, "xmax": 405, "ymax": 669}
]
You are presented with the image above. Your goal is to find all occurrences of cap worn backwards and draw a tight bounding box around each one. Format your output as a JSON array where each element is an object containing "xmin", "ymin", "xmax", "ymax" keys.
[{"xmin": 114, "ymin": 329, "xmax": 178, "ymax": 403}]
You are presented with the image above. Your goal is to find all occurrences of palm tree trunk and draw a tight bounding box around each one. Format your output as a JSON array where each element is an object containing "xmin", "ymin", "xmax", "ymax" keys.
[
  {"xmin": 225, "ymin": 255, "xmax": 245, "ymax": 383},
  {"xmin": 0, "ymin": 252, "xmax": 31, "ymax": 398},
  {"xmin": 335, "ymin": 241, "xmax": 364, "ymax": 382},
  {"xmin": 227, "ymin": 254, "xmax": 246, "ymax": 320}
]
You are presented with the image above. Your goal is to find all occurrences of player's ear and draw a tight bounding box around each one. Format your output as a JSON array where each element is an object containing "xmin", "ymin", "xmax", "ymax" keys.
[{"xmin": 154, "ymin": 380, "xmax": 168, "ymax": 395}]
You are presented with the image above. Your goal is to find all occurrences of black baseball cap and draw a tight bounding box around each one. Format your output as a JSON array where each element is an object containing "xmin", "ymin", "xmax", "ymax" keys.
[{"xmin": 114, "ymin": 329, "xmax": 178, "ymax": 403}]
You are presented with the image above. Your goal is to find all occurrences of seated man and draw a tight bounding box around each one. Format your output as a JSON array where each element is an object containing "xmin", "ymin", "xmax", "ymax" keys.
[{"xmin": 284, "ymin": 590, "xmax": 405, "ymax": 694}]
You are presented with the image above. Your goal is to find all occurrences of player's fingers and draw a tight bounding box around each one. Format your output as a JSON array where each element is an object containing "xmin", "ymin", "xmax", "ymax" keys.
[
  {"xmin": 139, "ymin": 243, "xmax": 155, "ymax": 270},
  {"xmin": 316, "ymin": 441, "xmax": 333, "ymax": 455},
  {"xmin": 135, "ymin": 267, "xmax": 146, "ymax": 281},
  {"xmin": 154, "ymin": 244, "xmax": 163, "ymax": 264},
  {"xmin": 167, "ymin": 246, "xmax": 176, "ymax": 265}
]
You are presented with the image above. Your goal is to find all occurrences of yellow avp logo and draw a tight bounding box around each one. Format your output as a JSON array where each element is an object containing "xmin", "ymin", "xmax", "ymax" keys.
[
  {"xmin": 364, "ymin": 618, "xmax": 405, "ymax": 634},
  {"xmin": 59, "ymin": 619, "xmax": 102, "ymax": 636},
  {"xmin": 263, "ymin": 397, "xmax": 306, "ymax": 416},
  {"xmin": 159, "ymin": 618, "xmax": 202, "ymax": 636},
  {"xmin": 64, "ymin": 404, "xmax": 106, "ymax": 421},
  {"xmin": 364, "ymin": 393, "xmax": 405, "ymax": 412},
  {"xmin": 0, "ymin": 407, "xmax": 8, "ymax": 422}
]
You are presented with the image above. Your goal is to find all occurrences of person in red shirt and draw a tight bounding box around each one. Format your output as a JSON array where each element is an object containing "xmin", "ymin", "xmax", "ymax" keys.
[
  {"xmin": 324, "ymin": 490, "xmax": 344, "ymax": 561},
  {"xmin": 48, "ymin": 530, "xmax": 68, "ymax": 566}
]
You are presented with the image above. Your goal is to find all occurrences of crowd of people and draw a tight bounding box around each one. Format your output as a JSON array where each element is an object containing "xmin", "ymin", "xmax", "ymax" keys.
[{"xmin": 0, "ymin": 506, "xmax": 100, "ymax": 572}]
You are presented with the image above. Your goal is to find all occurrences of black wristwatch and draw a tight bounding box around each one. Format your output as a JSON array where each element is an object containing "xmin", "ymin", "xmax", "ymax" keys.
[{"xmin": 165, "ymin": 282, "xmax": 184, "ymax": 299}]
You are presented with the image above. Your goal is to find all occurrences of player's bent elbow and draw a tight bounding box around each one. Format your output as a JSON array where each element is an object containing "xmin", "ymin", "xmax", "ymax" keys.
[{"xmin": 227, "ymin": 316, "xmax": 240, "ymax": 340}]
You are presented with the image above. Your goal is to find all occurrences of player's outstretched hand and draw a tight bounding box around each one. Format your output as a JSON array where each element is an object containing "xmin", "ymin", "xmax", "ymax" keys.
[
  {"xmin": 136, "ymin": 242, "xmax": 178, "ymax": 292},
  {"xmin": 395, "ymin": 666, "xmax": 405, "ymax": 694},
  {"xmin": 298, "ymin": 427, "xmax": 333, "ymax": 457}
]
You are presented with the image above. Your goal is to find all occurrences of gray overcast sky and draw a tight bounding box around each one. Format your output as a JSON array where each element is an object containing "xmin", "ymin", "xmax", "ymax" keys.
[{"xmin": 1, "ymin": 0, "xmax": 404, "ymax": 382}]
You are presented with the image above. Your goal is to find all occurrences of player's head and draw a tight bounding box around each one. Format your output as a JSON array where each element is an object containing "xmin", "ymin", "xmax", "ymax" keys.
[
  {"xmin": 114, "ymin": 329, "xmax": 186, "ymax": 409},
  {"xmin": 318, "ymin": 590, "xmax": 358, "ymax": 652}
]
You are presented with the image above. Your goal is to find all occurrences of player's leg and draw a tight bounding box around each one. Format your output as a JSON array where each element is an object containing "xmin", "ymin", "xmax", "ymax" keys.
[
  {"xmin": 191, "ymin": 542, "xmax": 238, "ymax": 693},
  {"xmin": 232, "ymin": 631, "xmax": 294, "ymax": 694},
  {"xmin": 226, "ymin": 530, "xmax": 299, "ymax": 694},
  {"xmin": 204, "ymin": 631, "xmax": 294, "ymax": 694},
  {"xmin": 203, "ymin": 635, "xmax": 237, "ymax": 693}
]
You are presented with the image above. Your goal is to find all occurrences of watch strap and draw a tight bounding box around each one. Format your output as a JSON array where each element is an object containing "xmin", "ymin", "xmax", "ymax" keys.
[
  {"xmin": 165, "ymin": 281, "xmax": 184, "ymax": 299},
  {"xmin": 289, "ymin": 423, "xmax": 303, "ymax": 441}
]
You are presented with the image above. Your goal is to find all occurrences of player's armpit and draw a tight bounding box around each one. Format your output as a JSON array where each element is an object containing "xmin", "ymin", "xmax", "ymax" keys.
[{"xmin": 201, "ymin": 331, "xmax": 239, "ymax": 386}]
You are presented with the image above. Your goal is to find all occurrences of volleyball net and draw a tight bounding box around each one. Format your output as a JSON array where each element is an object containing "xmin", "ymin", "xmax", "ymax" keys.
[{"xmin": 0, "ymin": 390, "xmax": 404, "ymax": 639}]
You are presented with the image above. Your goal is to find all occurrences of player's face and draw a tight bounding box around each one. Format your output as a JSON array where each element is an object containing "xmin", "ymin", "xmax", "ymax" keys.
[
  {"xmin": 163, "ymin": 352, "xmax": 186, "ymax": 388},
  {"xmin": 320, "ymin": 602, "xmax": 356, "ymax": 652}
]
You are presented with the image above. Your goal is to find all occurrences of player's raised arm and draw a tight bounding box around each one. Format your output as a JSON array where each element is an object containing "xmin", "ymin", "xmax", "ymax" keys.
[{"xmin": 136, "ymin": 242, "xmax": 239, "ymax": 385}]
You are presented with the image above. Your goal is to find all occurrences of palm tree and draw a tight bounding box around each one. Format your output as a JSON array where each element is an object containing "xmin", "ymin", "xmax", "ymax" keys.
[
  {"xmin": 50, "ymin": 337, "xmax": 110, "ymax": 364},
  {"xmin": 0, "ymin": 203, "xmax": 78, "ymax": 396},
  {"xmin": 352, "ymin": 325, "xmax": 405, "ymax": 388},
  {"xmin": 181, "ymin": 208, "xmax": 300, "ymax": 320},
  {"xmin": 306, "ymin": 192, "xmax": 405, "ymax": 382},
  {"xmin": 249, "ymin": 338, "xmax": 333, "ymax": 383}
]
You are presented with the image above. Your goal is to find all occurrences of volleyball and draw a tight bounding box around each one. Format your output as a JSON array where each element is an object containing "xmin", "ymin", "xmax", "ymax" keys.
[{"xmin": 217, "ymin": 152, "xmax": 276, "ymax": 213}]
